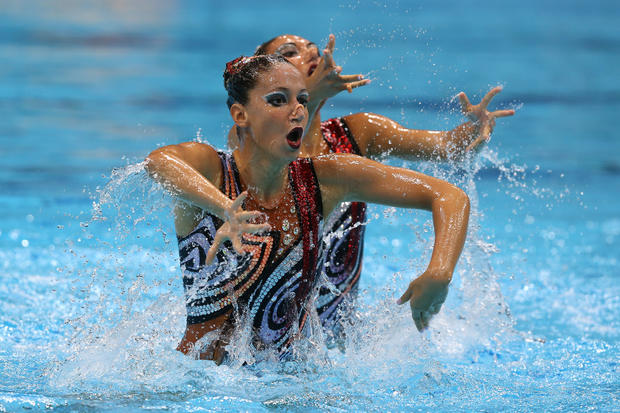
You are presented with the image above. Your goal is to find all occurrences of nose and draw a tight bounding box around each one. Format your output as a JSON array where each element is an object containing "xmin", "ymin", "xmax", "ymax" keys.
[
  {"xmin": 291, "ymin": 102, "xmax": 305, "ymax": 123},
  {"xmin": 305, "ymin": 44, "xmax": 320, "ymax": 62}
]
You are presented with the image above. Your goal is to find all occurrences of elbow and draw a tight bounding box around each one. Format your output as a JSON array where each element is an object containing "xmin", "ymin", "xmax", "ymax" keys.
[
  {"xmin": 453, "ymin": 187, "xmax": 470, "ymax": 234},
  {"xmin": 145, "ymin": 146, "xmax": 178, "ymax": 177},
  {"xmin": 451, "ymin": 186, "xmax": 470, "ymax": 219},
  {"xmin": 456, "ymin": 186, "xmax": 470, "ymax": 215},
  {"xmin": 144, "ymin": 150, "xmax": 163, "ymax": 178},
  {"xmin": 145, "ymin": 150, "xmax": 161, "ymax": 176},
  {"xmin": 440, "ymin": 184, "xmax": 470, "ymax": 219}
]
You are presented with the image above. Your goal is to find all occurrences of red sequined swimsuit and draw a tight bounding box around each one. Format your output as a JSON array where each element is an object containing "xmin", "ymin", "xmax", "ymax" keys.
[
  {"xmin": 177, "ymin": 152, "xmax": 323, "ymax": 355},
  {"xmin": 317, "ymin": 118, "xmax": 367, "ymax": 333}
]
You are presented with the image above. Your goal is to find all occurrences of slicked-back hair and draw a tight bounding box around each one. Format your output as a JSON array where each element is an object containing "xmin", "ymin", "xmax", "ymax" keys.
[
  {"xmin": 223, "ymin": 54, "xmax": 291, "ymax": 108},
  {"xmin": 254, "ymin": 36, "xmax": 280, "ymax": 56}
]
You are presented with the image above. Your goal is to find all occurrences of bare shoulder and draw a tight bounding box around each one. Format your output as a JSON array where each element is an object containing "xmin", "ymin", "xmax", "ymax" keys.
[
  {"xmin": 150, "ymin": 141, "xmax": 218, "ymax": 160},
  {"xmin": 341, "ymin": 112, "xmax": 382, "ymax": 156},
  {"xmin": 342, "ymin": 111, "xmax": 374, "ymax": 126},
  {"xmin": 148, "ymin": 141, "xmax": 222, "ymax": 181},
  {"xmin": 172, "ymin": 141, "xmax": 219, "ymax": 160}
]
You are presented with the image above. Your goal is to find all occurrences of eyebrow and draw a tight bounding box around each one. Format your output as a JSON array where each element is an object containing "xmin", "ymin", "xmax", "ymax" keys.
[
  {"xmin": 275, "ymin": 42, "xmax": 317, "ymax": 51},
  {"xmin": 264, "ymin": 87, "xmax": 291, "ymax": 96}
]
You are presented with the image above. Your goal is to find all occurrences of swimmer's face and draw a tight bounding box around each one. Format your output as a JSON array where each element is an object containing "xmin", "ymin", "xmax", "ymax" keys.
[
  {"xmin": 236, "ymin": 62, "xmax": 308, "ymax": 159},
  {"xmin": 263, "ymin": 35, "xmax": 320, "ymax": 78}
]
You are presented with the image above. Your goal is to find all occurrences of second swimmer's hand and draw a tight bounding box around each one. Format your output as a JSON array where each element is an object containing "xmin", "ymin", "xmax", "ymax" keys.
[
  {"xmin": 396, "ymin": 269, "xmax": 450, "ymax": 331},
  {"xmin": 458, "ymin": 86, "xmax": 515, "ymax": 153},
  {"xmin": 306, "ymin": 34, "xmax": 370, "ymax": 109},
  {"xmin": 205, "ymin": 191, "xmax": 271, "ymax": 265}
]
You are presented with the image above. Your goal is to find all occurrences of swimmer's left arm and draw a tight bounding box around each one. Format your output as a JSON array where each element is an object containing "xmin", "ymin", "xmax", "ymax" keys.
[
  {"xmin": 315, "ymin": 154, "xmax": 470, "ymax": 331},
  {"xmin": 344, "ymin": 86, "xmax": 515, "ymax": 161}
]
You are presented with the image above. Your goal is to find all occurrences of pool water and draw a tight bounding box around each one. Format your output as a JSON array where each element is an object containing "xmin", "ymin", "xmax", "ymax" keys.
[{"xmin": 1, "ymin": 1, "xmax": 619, "ymax": 411}]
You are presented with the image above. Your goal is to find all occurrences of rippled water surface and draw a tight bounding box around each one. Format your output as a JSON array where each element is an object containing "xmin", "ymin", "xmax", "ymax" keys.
[{"xmin": 1, "ymin": 1, "xmax": 619, "ymax": 411}]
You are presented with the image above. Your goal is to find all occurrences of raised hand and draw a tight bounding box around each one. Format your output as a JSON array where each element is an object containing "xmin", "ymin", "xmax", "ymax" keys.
[
  {"xmin": 306, "ymin": 34, "xmax": 371, "ymax": 109},
  {"xmin": 204, "ymin": 191, "xmax": 271, "ymax": 265},
  {"xmin": 458, "ymin": 86, "xmax": 515, "ymax": 153},
  {"xmin": 397, "ymin": 269, "xmax": 450, "ymax": 331}
]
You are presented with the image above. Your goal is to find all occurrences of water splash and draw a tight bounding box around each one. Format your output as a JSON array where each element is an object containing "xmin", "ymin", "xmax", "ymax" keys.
[{"xmin": 43, "ymin": 162, "xmax": 187, "ymax": 396}]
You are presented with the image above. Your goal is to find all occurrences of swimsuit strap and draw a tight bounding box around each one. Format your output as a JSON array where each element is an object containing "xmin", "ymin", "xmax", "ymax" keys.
[
  {"xmin": 217, "ymin": 151, "xmax": 242, "ymax": 198},
  {"xmin": 288, "ymin": 158, "xmax": 323, "ymax": 301},
  {"xmin": 320, "ymin": 117, "xmax": 362, "ymax": 155}
]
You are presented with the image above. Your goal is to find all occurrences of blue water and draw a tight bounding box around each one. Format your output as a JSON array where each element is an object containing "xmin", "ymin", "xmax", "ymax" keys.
[{"xmin": 1, "ymin": 1, "xmax": 619, "ymax": 411}]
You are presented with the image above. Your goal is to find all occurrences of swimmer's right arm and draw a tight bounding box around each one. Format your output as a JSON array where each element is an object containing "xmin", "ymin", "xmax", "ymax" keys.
[
  {"xmin": 146, "ymin": 143, "xmax": 270, "ymax": 260},
  {"xmin": 145, "ymin": 142, "xmax": 233, "ymax": 219}
]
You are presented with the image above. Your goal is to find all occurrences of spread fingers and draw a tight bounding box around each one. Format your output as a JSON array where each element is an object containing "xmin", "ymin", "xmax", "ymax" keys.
[
  {"xmin": 458, "ymin": 92, "xmax": 471, "ymax": 113},
  {"xmin": 491, "ymin": 109, "xmax": 515, "ymax": 118},
  {"xmin": 480, "ymin": 86, "xmax": 503, "ymax": 109}
]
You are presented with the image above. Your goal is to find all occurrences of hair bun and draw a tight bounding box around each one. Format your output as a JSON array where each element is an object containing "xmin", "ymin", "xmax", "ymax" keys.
[{"xmin": 225, "ymin": 56, "xmax": 258, "ymax": 77}]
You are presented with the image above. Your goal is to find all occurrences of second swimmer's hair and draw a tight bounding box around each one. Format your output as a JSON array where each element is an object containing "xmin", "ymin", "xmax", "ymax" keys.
[{"xmin": 223, "ymin": 54, "xmax": 291, "ymax": 109}]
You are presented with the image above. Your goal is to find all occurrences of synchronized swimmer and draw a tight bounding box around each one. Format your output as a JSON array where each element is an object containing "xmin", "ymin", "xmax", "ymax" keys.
[
  {"xmin": 234, "ymin": 34, "xmax": 514, "ymax": 337},
  {"xmin": 146, "ymin": 35, "xmax": 514, "ymax": 363}
]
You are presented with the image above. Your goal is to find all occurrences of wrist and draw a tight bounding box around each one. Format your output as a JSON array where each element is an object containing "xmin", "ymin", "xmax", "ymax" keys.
[
  {"xmin": 421, "ymin": 266, "xmax": 453, "ymax": 284},
  {"xmin": 208, "ymin": 197, "xmax": 234, "ymax": 221}
]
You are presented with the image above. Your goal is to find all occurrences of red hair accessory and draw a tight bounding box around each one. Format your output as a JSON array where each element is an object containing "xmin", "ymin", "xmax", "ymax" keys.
[{"xmin": 225, "ymin": 56, "xmax": 256, "ymax": 76}]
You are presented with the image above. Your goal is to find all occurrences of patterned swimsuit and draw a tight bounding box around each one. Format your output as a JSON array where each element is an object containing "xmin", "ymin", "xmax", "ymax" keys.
[
  {"xmin": 177, "ymin": 152, "xmax": 323, "ymax": 355},
  {"xmin": 316, "ymin": 117, "xmax": 367, "ymax": 334}
]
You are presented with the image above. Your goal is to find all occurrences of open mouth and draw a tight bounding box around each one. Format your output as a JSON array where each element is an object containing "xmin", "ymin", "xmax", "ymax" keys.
[
  {"xmin": 308, "ymin": 63, "xmax": 318, "ymax": 76},
  {"xmin": 286, "ymin": 127, "xmax": 304, "ymax": 149}
]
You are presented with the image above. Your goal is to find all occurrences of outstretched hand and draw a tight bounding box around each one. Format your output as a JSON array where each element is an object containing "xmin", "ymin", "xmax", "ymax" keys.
[
  {"xmin": 205, "ymin": 191, "xmax": 271, "ymax": 265},
  {"xmin": 397, "ymin": 270, "xmax": 450, "ymax": 331},
  {"xmin": 458, "ymin": 86, "xmax": 515, "ymax": 153},
  {"xmin": 306, "ymin": 34, "xmax": 371, "ymax": 108}
]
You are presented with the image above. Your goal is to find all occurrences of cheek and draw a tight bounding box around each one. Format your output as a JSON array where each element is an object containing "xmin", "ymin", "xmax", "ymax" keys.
[{"xmin": 257, "ymin": 109, "xmax": 288, "ymax": 133}]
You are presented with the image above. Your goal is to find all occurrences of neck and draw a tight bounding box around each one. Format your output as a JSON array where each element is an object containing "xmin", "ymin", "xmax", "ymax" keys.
[
  {"xmin": 234, "ymin": 136, "xmax": 291, "ymax": 205},
  {"xmin": 299, "ymin": 110, "xmax": 324, "ymax": 158}
]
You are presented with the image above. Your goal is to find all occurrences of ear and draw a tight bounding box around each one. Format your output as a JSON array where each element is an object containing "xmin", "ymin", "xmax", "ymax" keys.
[{"xmin": 230, "ymin": 103, "xmax": 249, "ymax": 128}]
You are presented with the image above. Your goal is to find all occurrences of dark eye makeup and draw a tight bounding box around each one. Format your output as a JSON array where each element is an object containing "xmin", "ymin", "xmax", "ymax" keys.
[
  {"xmin": 275, "ymin": 44, "xmax": 299, "ymax": 58},
  {"xmin": 263, "ymin": 92, "xmax": 288, "ymax": 106},
  {"xmin": 297, "ymin": 92, "xmax": 309, "ymax": 106}
]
